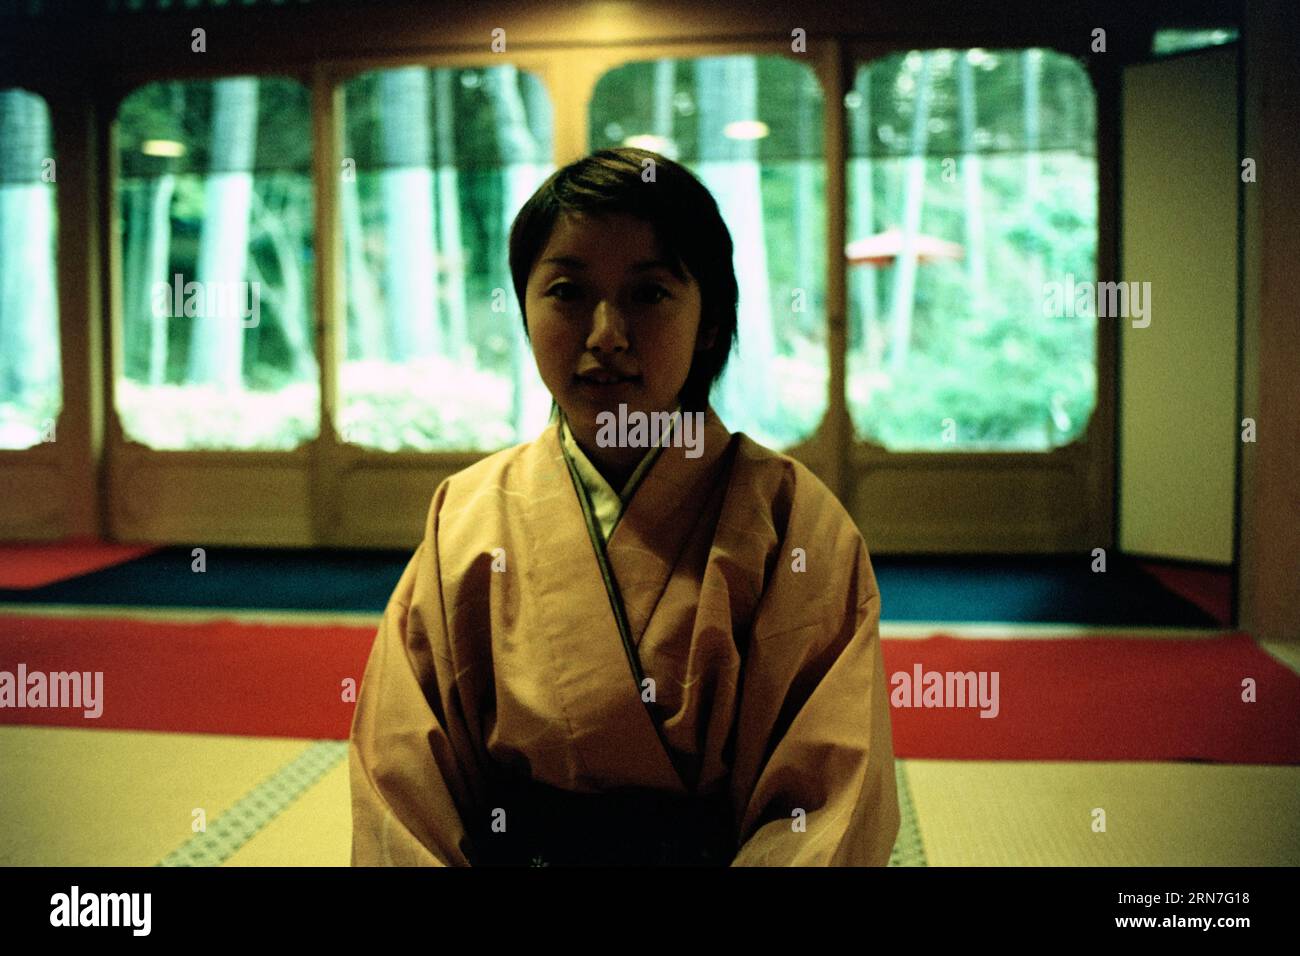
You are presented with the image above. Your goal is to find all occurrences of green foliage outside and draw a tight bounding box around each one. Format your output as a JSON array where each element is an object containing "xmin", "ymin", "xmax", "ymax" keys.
[{"xmin": 3, "ymin": 48, "xmax": 1098, "ymax": 455}]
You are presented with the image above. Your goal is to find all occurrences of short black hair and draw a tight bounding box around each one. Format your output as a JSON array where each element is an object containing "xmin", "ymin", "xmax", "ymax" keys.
[{"xmin": 508, "ymin": 147, "xmax": 739, "ymax": 413}]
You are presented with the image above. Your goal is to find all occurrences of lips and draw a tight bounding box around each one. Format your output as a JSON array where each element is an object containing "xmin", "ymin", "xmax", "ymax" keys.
[{"xmin": 575, "ymin": 369, "xmax": 639, "ymax": 385}]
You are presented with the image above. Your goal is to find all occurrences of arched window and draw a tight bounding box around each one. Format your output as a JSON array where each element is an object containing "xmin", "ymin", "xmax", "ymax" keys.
[
  {"xmin": 847, "ymin": 48, "xmax": 1098, "ymax": 451},
  {"xmin": 339, "ymin": 65, "xmax": 555, "ymax": 451},
  {"xmin": 0, "ymin": 88, "xmax": 60, "ymax": 451},
  {"xmin": 115, "ymin": 76, "xmax": 316, "ymax": 451},
  {"xmin": 590, "ymin": 55, "xmax": 827, "ymax": 450}
]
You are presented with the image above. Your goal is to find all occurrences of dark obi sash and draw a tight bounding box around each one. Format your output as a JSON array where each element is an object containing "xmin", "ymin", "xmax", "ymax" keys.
[{"xmin": 469, "ymin": 777, "xmax": 737, "ymax": 867}]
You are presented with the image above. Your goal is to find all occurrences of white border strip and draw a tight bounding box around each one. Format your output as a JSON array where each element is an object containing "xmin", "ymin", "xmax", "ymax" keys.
[
  {"xmin": 879, "ymin": 622, "xmax": 1239, "ymax": 639},
  {"xmin": 3, "ymin": 606, "xmax": 1293, "ymax": 674},
  {"xmin": 0, "ymin": 603, "xmax": 382, "ymax": 628}
]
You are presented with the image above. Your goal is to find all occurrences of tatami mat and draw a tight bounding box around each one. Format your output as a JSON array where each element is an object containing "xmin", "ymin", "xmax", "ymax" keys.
[
  {"xmin": 889, "ymin": 761, "xmax": 927, "ymax": 866},
  {"xmin": 4, "ymin": 724, "xmax": 1299, "ymax": 867},
  {"xmin": 222, "ymin": 759, "xmax": 352, "ymax": 867},
  {"xmin": 0, "ymin": 725, "xmax": 311, "ymax": 866},
  {"xmin": 904, "ymin": 759, "xmax": 1300, "ymax": 866}
]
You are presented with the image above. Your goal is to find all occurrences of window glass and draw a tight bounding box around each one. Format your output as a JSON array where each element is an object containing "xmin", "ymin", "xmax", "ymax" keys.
[
  {"xmin": 115, "ymin": 76, "xmax": 316, "ymax": 450},
  {"xmin": 590, "ymin": 56, "xmax": 826, "ymax": 450},
  {"xmin": 340, "ymin": 65, "xmax": 554, "ymax": 451},
  {"xmin": 0, "ymin": 88, "xmax": 60, "ymax": 450},
  {"xmin": 848, "ymin": 49, "xmax": 1097, "ymax": 450},
  {"xmin": 1152, "ymin": 29, "xmax": 1238, "ymax": 56}
]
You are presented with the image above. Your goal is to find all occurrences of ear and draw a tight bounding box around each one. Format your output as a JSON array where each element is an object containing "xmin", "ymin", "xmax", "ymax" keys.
[{"xmin": 695, "ymin": 324, "xmax": 717, "ymax": 352}]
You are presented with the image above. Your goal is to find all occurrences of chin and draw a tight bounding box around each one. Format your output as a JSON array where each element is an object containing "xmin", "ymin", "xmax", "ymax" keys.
[
  {"xmin": 566, "ymin": 380, "xmax": 649, "ymax": 413},
  {"xmin": 555, "ymin": 394, "xmax": 600, "ymax": 426}
]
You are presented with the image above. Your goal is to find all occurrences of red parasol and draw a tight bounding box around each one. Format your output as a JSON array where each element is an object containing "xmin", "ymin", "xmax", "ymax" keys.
[{"xmin": 846, "ymin": 227, "xmax": 965, "ymax": 266}]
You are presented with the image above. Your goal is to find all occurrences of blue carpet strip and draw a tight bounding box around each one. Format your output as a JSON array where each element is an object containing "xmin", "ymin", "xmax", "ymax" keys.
[{"xmin": 0, "ymin": 548, "xmax": 1219, "ymax": 626}]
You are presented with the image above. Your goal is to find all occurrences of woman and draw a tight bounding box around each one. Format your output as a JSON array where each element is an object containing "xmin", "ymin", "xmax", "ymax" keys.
[{"xmin": 349, "ymin": 148, "xmax": 899, "ymax": 866}]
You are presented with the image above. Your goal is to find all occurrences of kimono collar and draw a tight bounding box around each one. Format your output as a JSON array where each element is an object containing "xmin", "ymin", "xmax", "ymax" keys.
[{"xmin": 558, "ymin": 405, "xmax": 679, "ymax": 542}]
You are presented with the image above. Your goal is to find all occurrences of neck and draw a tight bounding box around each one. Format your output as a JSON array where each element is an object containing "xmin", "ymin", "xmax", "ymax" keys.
[{"xmin": 573, "ymin": 426, "xmax": 641, "ymax": 490}]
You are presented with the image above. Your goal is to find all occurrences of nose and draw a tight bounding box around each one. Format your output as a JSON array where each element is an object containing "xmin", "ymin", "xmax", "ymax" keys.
[{"xmin": 586, "ymin": 300, "xmax": 629, "ymax": 354}]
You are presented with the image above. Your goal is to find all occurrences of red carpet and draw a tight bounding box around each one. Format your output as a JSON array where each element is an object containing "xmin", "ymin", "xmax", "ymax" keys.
[
  {"xmin": 0, "ymin": 540, "xmax": 157, "ymax": 589},
  {"xmin": 0, "ymin": 614, "xmax": 373, "ymax": 739},
  {"xmin": 881, "ymin": 633, "xmax": 1300, "ymax": 763},
  {"xmin": 2, "ymin": 616, "xmax": 1298, "ymax": 762},
  {"xmin": 1137, "ymin": 561, "xmax": 1233, "ymax": 626}
]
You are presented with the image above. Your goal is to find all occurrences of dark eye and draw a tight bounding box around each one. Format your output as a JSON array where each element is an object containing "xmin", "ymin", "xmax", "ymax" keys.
[
  {"xmin": 634, "ymin": 284, "xmax": 671, "ymax": 305},
  {"xmin": 545, "ymin": 282, "xmax": 580, "ymax": 302}
]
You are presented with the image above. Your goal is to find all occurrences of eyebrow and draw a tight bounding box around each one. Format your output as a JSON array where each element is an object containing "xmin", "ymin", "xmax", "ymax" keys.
[{"xmin": 539, "ymin": 256, "xmax": 686, "ymax": 279}]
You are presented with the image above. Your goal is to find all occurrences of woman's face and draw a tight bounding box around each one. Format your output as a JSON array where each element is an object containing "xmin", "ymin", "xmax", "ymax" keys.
[{"xmin": 525, "ymin": 212, "xmax": 711, "ymax": 461}]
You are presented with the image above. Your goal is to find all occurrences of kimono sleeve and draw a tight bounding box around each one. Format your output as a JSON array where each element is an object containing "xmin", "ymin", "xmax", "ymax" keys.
[
  {"xmin": 348, "ymin": 485, "xmax": 482, "ymax": 866},
  {"xmin": 728, "ymin": 481, "xmax": 900, "ymax": 867}
]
